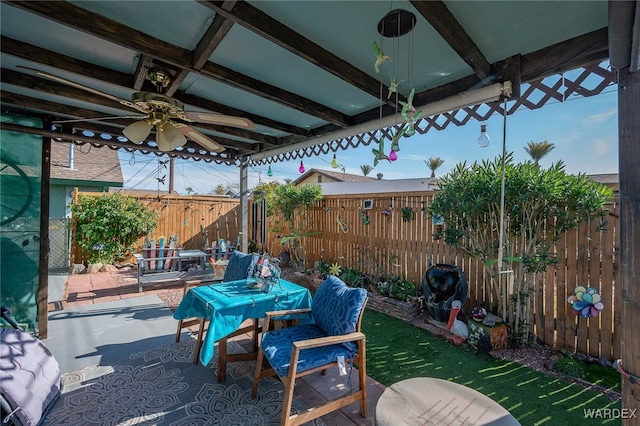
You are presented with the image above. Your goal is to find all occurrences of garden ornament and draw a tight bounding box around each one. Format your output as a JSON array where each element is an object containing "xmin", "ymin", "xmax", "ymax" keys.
[
  {"xmin": 446, "ymin": 300, "xmax": 468, "ymax": 345},
  {"xmin": 336, "ymin": 216, "xmax": 349, "ymax": 233},
  {"xmin": 372, "ymin": 138, "xmax": 390, "ymax": 166},
  {"xmin": 360, "ymin": 211, "xmax": 370, "ymax": 225},
  {"xmin": 482, "ymin": 312, "xmax": 496, "ymax": 326},
  {"xmin": 472, "ymin": 305, "xmax": 487, "ymax": 320},
  {"xmin": 567, "ymin": 286, "xmax": 604, "ymax": 318},
  {"xmin": 423, "ymin": 264, "xmax": 469, "ymax": 323},
  {"xmin": 372, "ymin": 41, "xmax": 390, "ymax": 73},
  {"xmin": 387, "ymin": 75, "xmax": 404, "ymax": 99}
]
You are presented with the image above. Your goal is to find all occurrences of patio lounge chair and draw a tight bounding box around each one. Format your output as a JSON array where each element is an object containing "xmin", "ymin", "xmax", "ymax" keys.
[{"xmin": 252, "ymin": 275, "xmax": 368, "ymax": 426}]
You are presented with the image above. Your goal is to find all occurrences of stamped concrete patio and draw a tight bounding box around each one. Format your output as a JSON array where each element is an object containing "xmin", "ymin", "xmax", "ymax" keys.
[{"xmin": 45, "ymin": 268, "xmax": 386, "ymax": 425}]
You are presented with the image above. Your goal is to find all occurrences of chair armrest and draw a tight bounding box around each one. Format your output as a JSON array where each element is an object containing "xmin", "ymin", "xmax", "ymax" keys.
[
  {"xmin": 264, "ymin": 308, "xmax": 312, "ymax": 332},
  {"xmin": 293, "ymin": 331, "xmax": 365, "ymax": 351},
  {"xmin": 264, "ymin": 308, "xmax": 312, "ymax": 319}
]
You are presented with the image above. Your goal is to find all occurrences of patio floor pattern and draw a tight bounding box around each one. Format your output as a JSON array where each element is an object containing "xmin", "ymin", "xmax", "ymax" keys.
[{"xmin": 46, "ymin": 268, "xmax": 386, "ymax": 425}]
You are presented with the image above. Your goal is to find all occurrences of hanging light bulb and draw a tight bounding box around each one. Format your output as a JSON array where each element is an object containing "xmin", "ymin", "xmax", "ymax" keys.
[
  {"xmin": 331, "ymin": 154, "xmax": 339, "ymax": 168},
  {"xmin": 267, "ymin": 166, "xmax": 273, "ymax": 177},
  {"xmin": 389, "ymin": 150, "xmax": 398, "ymax": 161},
  {"xmin": 477, "ymin": 122, "xmax": 490, "ymax": 148},
  {"xmin": 299, "ymin": 161, "xmax": 305, "ymax": 173}
]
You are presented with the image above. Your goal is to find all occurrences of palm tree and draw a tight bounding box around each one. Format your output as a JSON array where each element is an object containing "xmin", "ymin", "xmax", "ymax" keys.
[
  {"xmin": 360, "ymin": 164, "xmax": 374, "ymax": 176},
  {"xmin": 524, "ymin": 140, "xmax": 555, "ymax": 166},
  {"xmin": 424, "ymin": 157, "xmax": 444, "ymax": 178}
]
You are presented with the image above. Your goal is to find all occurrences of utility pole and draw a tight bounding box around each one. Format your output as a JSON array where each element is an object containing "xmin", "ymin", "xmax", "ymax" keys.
[{"xmin": 169, "ymin": 157, "xmax": 174, "ymax": 194}]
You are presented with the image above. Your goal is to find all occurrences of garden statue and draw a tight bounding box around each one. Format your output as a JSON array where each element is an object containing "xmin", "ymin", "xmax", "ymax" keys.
[{"xmin": 423, "ymin": 264, "xmax": 468, "ymax": 323}]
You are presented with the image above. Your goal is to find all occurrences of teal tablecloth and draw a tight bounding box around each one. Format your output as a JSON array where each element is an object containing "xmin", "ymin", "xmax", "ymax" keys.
[{"xmin": 173, "ymin": 279, "xmax": 312, "ymax": 366}]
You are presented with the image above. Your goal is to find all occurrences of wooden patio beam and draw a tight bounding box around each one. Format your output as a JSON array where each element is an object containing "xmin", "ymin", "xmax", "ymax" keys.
[
  {"xmin": 198, "ymin": 0, "xmax": 404, "ymax": 106},
  {"xmin": 2, "ymin": 36, "xmax": 309, "ymax": 136},
  {"xmin": 411, "ymin": 0, "xmax": 492, "ymax": 82},
  {"xmin": 6, "ymin": 0, "xmax": 350, "ymax": 128}
]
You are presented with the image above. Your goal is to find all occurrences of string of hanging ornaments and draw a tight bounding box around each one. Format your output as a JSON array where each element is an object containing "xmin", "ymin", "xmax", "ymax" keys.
[{"xmin": 372, "ymin": 7, "xmax": 417, "ymax": 166}]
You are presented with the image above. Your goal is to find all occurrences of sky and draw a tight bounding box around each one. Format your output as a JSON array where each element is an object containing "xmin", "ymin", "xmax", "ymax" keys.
[{"xmin": 118, "ymin": 87, "xmax": 619, "ymax": 194}]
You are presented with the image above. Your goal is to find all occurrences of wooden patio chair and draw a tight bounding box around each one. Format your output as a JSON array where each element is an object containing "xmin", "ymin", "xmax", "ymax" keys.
[
  {"xmin": 252, "ymin": 275, "xmax": 368, "ymax": 426},
  {"xmin": 175, "ymin": 251, "xmax": 259, "ymax": 364}
]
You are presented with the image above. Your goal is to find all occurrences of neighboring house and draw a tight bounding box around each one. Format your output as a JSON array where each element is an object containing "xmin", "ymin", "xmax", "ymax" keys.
[
  {"xmin": 50, "ymin": 143, "xmax": 123, "ymax": 217},
  {"xmin": 293, "ymin": 168, "xmax": 378, "ymax": 185},
  {"xmin": 318, "ymin": 177, "xmax": 439, "ymax": 196},
  {"xmin": 222, "ymin": 187, "xmax": 240, "ymax": 198},
  {"xmin": 589, "ymin": 173, "xmax": 619, "ymax": 193},
  {"xmin": 49, "ymin": 143, "xmax": 123, "ymax": 269},
  {"xmin": 117, "ymin": 188, "xmax": 173, "ymax": 197}
]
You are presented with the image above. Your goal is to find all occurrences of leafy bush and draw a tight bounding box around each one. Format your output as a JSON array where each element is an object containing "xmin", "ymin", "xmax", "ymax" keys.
[
  {"xmin": 339, "ymin": 267, "xmax": 366, "ymax": 288},
  {"xmin": 71, "ymin": 193, "xmax": 157, "ymax": 264},
  {"xmin": 429, "ymin": 154, "xmax": 612, "ymax": 345},
  {"xmin": 374, "ymin": 276, "xmax": 419, "ymax": 301},
  {"xmin": 554, "ymin": 356, "xmax": 586, "ymax": 379}
]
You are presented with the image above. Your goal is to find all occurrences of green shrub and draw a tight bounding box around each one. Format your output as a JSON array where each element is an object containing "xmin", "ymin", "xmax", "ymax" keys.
[
  {"xmin": 374, "ymin": 277, "xmax": 418, "ymax": 301},
  {"xmin": 554, "ymin": 356, "xmax": 586, "ymax": 378},
  {"xmin": 71, "ymin": 193, "xmax": 157, "ymax": 264}
]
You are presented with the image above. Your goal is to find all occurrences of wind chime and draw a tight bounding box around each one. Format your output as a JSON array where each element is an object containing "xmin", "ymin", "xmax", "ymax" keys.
[{"xmin": 372, "ymin": 8, "xmax": 418, "ymax": 166}]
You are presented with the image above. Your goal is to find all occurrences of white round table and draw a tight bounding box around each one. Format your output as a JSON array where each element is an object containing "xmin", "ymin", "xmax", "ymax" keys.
[{"xmin": 375, "ymin": 377, "xmax": 521, "ymax": 426}]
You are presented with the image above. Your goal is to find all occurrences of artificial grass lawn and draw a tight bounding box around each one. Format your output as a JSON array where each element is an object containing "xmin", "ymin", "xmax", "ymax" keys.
[{"xmin": 362, "ymin": 309, "xmax": 621, "ymax": 426}]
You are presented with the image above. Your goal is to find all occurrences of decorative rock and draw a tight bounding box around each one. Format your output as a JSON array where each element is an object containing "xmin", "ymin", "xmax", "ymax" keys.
[
  {"xmin": 99, "ymin": 264, "xmax": 118, "ymax": 273},
  {"xmin": 87, "ymin": 263, "xmax": 103, "ymax": 274},
  {"xmin": 545, "ymin": 355, "xmax": 560, "ymax": 371},
  {"xmin": 70, "ymin": 264, "xmax": 86, "ymax": 275},
  {"xmin": 599, "ymin": 356, "xmax": 611, "ymax": 368},
  {"xmin": 575, "ymin": 352, "xmax": 588, "ymax": 362}
]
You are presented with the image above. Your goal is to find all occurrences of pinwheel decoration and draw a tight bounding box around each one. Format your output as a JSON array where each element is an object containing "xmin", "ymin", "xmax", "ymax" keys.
[{"xmin": 567, "ymin": 286, "xmax": 604, "ymax": 318}]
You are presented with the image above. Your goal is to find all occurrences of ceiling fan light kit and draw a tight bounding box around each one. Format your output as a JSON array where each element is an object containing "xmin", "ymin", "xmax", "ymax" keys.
[
  {"xmin": 17, "ymin": 66, "xmax": 255, "ymax": 153},
  {"xmin": 157, "ymin": 122, "xmax": 187, "ymax": 151},
  {"xmin": 122, "ymin": 120, "xmax": 152, "ymax": 144}
]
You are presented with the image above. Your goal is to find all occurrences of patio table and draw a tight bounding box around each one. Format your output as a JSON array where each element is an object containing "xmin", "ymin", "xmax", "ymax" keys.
[
  {"xmin": 173, "ymin": 278, "xmax": 312, "ymax": 381},
  {"xmin": 375, "ymin": 377, "xmax": 520, "ymax": 425}
]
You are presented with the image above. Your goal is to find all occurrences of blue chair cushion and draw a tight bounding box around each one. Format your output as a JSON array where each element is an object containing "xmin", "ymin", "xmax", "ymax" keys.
[
  {"xmin": 222, "ymin": 251, "xmax": 256, "ymax": 282},
  {"xmin": 261, "ymin": 324, "xmax": 357, "ymax": 377},
  {"xmin": 312, "ymin": 276, "xmax": 367, "ymax": 337}
]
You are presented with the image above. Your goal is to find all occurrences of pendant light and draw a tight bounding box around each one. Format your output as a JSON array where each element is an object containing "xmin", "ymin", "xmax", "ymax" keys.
[{"xmin": 478, "ymin": 122, "xmax": 490, "ymax": 148}]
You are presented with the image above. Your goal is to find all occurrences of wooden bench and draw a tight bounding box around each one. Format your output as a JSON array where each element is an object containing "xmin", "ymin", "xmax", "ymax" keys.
[{"xmin": 134, "ymin": 249, "xmax": 209, "ymax": 292}]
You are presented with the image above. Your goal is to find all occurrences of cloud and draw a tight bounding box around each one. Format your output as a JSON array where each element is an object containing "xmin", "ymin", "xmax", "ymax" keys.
[
  {"xmin": 591, "ymin": 138, "xmax": 612, "ymax": 158},
  {"xmin": 583, "ymin": 108, "xmax": 617, "ymax": 124}
]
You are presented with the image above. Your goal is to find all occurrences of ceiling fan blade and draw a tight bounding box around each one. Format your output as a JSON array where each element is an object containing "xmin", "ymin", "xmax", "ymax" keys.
[
  {"xmin": 17, "ymin": 66, "xmax": 146, "ymax": 113},
  {"xmin": 175, "ymin": 124, "xmax": 225, "ymax": 153},
  {"xmin": 52, "ymin": 115, "xmax": 146, "ymax": 124},
  {"xmin": 183, "ymin": 111, "xmax": 256, "ymax": 130}
]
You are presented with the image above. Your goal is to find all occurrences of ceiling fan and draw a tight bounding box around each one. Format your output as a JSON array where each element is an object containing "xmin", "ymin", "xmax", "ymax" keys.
[{"xmin": 18, "ymin": 66, "xmax": 256, "ymax": 153}]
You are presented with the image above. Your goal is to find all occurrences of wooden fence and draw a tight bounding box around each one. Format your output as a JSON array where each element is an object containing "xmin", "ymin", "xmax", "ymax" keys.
[
  {"xmin": 255, "ymin": 192, "xmax": 620, "ymax": 361},
  {"xmin": 69, "ymin": 189, "xmax": 620, "ymax": 360},
  {"xmin": 71, "ymin": 191, "xmax": 240, "ymax": 264}
]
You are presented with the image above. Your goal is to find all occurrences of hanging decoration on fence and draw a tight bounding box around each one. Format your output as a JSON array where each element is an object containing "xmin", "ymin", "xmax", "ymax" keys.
[
  {"xmin": 360, "ymin": 210, "xmax": 370, "ymax": 225},
  {"xmin": 567, "ymin": 286, "xmax": 604, "ymax": 318},
  {"xmin": 337, "ymin": 216, "xmax": 349, "ymax": 233}
]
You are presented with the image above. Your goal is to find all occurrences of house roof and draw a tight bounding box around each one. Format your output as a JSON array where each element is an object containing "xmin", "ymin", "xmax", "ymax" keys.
[
  {"xmin": 293, "ymin": 168, "xmax": 378, "ymax": 185},
  {"xmin": 50, "ymin": 141, "xmax": 123, "ymax": 187},
  {"xmin": 588, "ymin": 173, "xmax": 618, "ymax": 185}
]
